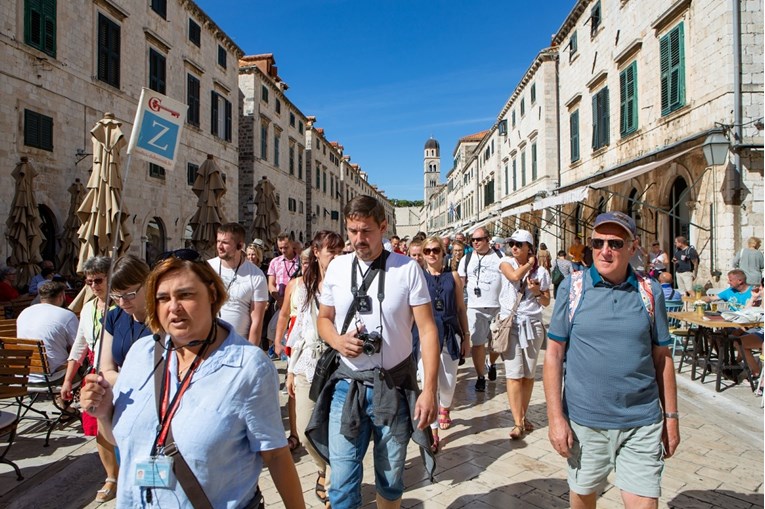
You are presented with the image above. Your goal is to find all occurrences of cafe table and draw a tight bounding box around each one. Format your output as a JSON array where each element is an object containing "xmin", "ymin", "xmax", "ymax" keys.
[{"xmin": 667, "ymin": 311, "xmax": 763, "ymax": 392}]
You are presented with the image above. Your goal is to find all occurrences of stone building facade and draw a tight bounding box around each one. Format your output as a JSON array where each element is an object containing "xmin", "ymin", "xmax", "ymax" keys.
[
  {"xmin": 425, "ymin": 0, "xmax": 763, "ymax": 285},
  {"xmin": 1, "ymin": 0, "xmax": 242, "ymax": 264}
]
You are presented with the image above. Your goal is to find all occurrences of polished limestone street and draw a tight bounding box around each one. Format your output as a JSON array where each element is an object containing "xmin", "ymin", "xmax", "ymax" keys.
[{"xmin": 0, "ymin": 310, "xmax": 762, "ymax": 509}]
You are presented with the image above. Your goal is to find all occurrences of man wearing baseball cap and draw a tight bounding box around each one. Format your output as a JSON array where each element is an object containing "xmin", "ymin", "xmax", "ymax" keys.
[{"xmin": 544, "ymin": 211, "xmax": 680, "ymax": 509}]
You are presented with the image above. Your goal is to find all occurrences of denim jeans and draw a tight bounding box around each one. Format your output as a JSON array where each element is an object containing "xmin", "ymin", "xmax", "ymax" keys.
[{"xmin": 328, "ymin": 380, "xmax": 411, "ymax": 508}]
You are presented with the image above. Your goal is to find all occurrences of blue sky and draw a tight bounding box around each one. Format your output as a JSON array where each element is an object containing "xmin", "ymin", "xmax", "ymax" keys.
[{"xmin": 196, "ymin": 0, "xmax": 574, "ymax": 201}]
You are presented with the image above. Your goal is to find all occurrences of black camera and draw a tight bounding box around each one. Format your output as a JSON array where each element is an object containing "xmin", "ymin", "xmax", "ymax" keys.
[
  {"xmin": 358, "ymin": 330, "xmax": 383, "ymax": 356},
  {"xmin": 356, "ymin": 295, "xmax": 373, "ymax": 314},
  {"xmin": 474, "ymin": 287, "xmax": 482, "ymax": 297},
  {"xmin": 434, "ymin": 298, "xmax": 445, "ymax": 311}
]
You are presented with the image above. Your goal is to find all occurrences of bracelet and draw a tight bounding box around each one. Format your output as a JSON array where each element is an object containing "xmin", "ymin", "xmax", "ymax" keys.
[{"xmin": 663, "ymin": 411, "xmax": 679, "ymax": 419}]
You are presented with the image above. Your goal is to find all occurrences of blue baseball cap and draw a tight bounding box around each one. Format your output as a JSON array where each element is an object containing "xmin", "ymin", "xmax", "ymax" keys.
[{"xmin": 593, "ymin": 211, "xmax": 636, "ymax": 239}]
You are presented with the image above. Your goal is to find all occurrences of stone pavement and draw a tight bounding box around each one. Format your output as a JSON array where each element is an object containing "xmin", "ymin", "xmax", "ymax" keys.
[{"xmin": 0, "ymin": 348, "xmax": 762, "ymax": 508}]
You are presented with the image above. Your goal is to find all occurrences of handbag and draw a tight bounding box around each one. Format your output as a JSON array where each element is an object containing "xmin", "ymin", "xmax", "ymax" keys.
[
  {"xmin": 490, "ymin": 279, "xmax": 526, "ymax": 354},
  {"xmin": 551, "ymin": 262, "xmax": 564, "ymax": 286}
]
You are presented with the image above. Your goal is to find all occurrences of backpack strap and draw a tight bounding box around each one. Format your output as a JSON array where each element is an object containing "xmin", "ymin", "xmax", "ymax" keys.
[
  {"xmin": 635, "ymin": 273, "xmax": 655, "ymax": 322},
  {"xmin": 567, "ymin": 270, "xmax": 585, "ymax": 324}
]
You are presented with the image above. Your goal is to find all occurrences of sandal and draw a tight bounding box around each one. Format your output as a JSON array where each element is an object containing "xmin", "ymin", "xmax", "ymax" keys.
[
  {"xmin": 523, "ymin": 418, "xmax": 534, "ymax": 432},
  {"xmin": 509, "ymin": 424, "xmax": 525, "ymax": 440},
  {"xmin": 430, "ymin": 434, "xmax": 441, "ymax": 453},
  {"xmin": 438, "ymin": 407, "xmax": 452, "ymax": 430},
  {"xmin": 95, "ymin": 477, "xmax": 117, "ymax": 503},
  {"xmin": 315, "ymin": 471, "xmax": 329, "ymax": 504},
  {"xmin": 287, "ymin": 434, "xmax": 301, "ymax": 452}
]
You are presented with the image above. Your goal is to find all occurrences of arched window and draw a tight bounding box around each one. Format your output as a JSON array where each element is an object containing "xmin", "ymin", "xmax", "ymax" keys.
[{"xmin": 145, "ymin": 217, "xmax": 166, "ymax": 265}]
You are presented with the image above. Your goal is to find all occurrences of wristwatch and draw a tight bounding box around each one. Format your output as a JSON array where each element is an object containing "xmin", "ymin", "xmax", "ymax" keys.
[{"xmin": 663, "ymin": 412, "xmax": 679, "ymax": 419}]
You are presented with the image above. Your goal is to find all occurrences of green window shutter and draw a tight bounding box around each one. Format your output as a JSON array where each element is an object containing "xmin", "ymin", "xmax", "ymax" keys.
[
  {"xmin": 210, "ymin": 91, "xmax": 219, "ymax": 137},
  {"xmin": 42, "ymin": 0, "xmax": 56, "ymax": 57},
  {"xmin": 602, "ymin": 87, "xmax": 610, "ymax": 146},
  {"xmin": 25, "ymin": 0, "xmax": 56, "ymax": 57},
  {"xmin": 591, "ymin": 94, "xmax": 598, "ymax": 149},
  {"xmin": 620, "ymin": 62, "xmax": 638, "ymax": 136},
  {"xmin": 531, "ymin": 143, "xmax": 538, "ymax": 181},
  {"xmin": 570, "ymin": 110, "xmax": 579, "ymax": 162},
  {"xmin": 661, "ymin": 23, "xmax": 685, "ymax": 115}
]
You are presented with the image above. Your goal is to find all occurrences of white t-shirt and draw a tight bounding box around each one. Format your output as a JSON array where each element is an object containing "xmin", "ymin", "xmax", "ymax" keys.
[
  {"xmin": 17, "ymin": 303, "xmax": 78, "ymax": 381},
  {"xmin": 457, "ymin": 249, "xmax": 504, "ymax": 308},
  {"xmin": 320, "ymin": 251, "xmax": 431, "ymax": 371},
  {"xmin": 498, "ymin": 258, "xmax": 551, "ymax": 320},
  {"xmin": 208, "ymin": 257, "xmax": 268, "ymax": 337}
]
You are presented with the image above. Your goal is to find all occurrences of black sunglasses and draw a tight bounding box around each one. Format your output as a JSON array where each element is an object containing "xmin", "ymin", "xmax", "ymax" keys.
[
  {"xmin": 423, "ymin": 247, "xmax": 442, "ymax": 255},
  {"xmin": 591, "ymin": 238, "xmax": 626, "ymax": 250},
  {"xmin": 154, "ymin": 248, "xmax": 202, "ymax": 266},
  {"xmin": 471, "ymin": 236, "xmax": 487, "ymax": 243},
  {"xmin": 507, "ymin": 241, "xmax": 526, "ymax": 248}
]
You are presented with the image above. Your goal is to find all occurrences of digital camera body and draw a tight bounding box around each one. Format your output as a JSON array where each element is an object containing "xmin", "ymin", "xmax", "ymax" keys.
[{"xmin": 357, "ymin": 330, "xmax": 383, "ymax": 356}]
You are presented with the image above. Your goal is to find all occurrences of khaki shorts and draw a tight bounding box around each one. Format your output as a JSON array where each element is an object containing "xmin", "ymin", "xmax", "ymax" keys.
[
  {"xmin": 567, "ymin": 419, "xmax": 664, "ymax": 499},
  {"xmin": 467, "ymin": 307, "xmax": 499, "ymax": 346}
]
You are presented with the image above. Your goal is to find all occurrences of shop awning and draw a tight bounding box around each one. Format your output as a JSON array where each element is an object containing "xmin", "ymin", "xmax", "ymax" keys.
[
  {"xmin": 532, "ymin": 186, "xmax": 590, "ymax": 210},
  {"xmin": 589, "ymin": 146, "xmax": 698, "ymax": 189},
  {"xmin": 500, "ymin": 203, "xmax": 532, "ymax": 218}
]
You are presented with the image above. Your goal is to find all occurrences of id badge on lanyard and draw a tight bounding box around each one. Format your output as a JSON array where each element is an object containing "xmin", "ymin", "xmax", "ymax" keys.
[{"xmin": 135, "ymin": 455, "xmax": 176, "ymax": 489}]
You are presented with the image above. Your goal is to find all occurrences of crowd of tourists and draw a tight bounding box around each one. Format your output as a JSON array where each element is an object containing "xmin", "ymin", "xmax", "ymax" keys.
[{"xmin": 3, "ymin": 197, "xmax": 763, "ymax": 509}]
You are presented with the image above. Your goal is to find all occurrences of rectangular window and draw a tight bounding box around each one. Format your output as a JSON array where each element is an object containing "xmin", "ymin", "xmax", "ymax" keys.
[
  {"xmin": 150, "ymin": 0, "xmax": 166, "ymax": 18},
  {"xmin": 289, "ymin": 145, "xmax": 295, "ymax": 175},
  {"xmin": 275, "ymin": 99, "xmax": 281, "ymax": 114},
  {"xmin": 289, "ymin": 112, "xmax": 295, "ymax": 127},
  {"xmin": 330, "ymin": 175, "xmax": 334, "ymax": 197},
  {"xmin": 592, "ymin": 87, "xmax": 610, "ymax": 150},
  {"xmin": 188, "ymin": 19, "xmax": 201, "ymax": 47},
  {"xmin": 260, "ymin": 122, "xmax": 268, "ymax": 160},
  {"xmin": 322, "ymin": 169, "xmax": 327, "ymax": 194},
  {"xmin": 187, "ymin": 74, "xmax": 200, "ymax": 127},
  {"xmin": 504, "ymin": 164, "xmax": 509, "ymax": 195},
  {"xmin": 569, "ymin": 31, "xmax": 578, "ymax": 59},
  {"xmin": 24, "ymin": 109, "xmax": 53, "ymax": 151},
  {"xmin": 530, "ymin": 83, "xmax": 536, "ymax": 104},
  {"xmin": 261, "ymin": 85, "xmax": 269, "ymax": 103},
  {"xmin": 521, "ymin": 151, "xmax": 527, "ymax": 186},
  {"xmin": 223, "ymin": 98, "xmax": 232, "ymax": 142},
  {"xmin": 620, "ymin": 61, "xmax": 638, "ymax": 136},
  {"xmin": 210, "ymin": 91, "xmax": 219, "ymax": 137},
  {"xmin": 149, "ymin": 163, "xmax": 165, "ymax": 179},
  {"xmin": 274, "ymin": 132, "xmax": 280, "ymax": 167},
  {"xmin": 299, "ymin": 201, "xmax": 304, "ymax": 214},
  {"xmin": 187, "ymin": 163, "xmax": 198, "ymax": 185},
  {"xmin": 660, "ymin": 23, "xmax": 686, "ymax": 116},
  {"xmin": 217, "ymin": 45, "xmax": 226, "ymax": 69},
  {"xmin": 590, "ymin": 1, "xmax": 601, "ymax": 36},
  {"xmin": 149, "ymin": 48, "xmax": 166, "ymax": 94},
  {"xmin": 298, "ymin": 121, "xmax": 304, "ymax": 134},
  {"xmin": 512, "ymin": 109, "xmax": 516, "ymax": 127},
  {"xmin": 298, "ymin": 151, "xmax": 303, "ymax": 180},
  {"xmin": 25, "ymin": 0, "xmax": 56, "ymax": 57},
  {"xmin": 97, "ymin": 13, "xmax": 120, "ymax": 88},
  {"xmin": 315, "ymin": 164, "xmax": 320, "ymax": 189},
  {"xmin": 531, "ymin": 143, "xmax": 538, "ymax": 181},
  {"xmin": 520, "ymin": 97, "xmax": 525, "ymax": 117},
  {"xmin": 570, "ymin": 110, "xmax": 580, "ymax": 162}
]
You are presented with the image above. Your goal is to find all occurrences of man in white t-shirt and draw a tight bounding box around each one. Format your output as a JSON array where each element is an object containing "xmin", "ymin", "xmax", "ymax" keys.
[
  {"xmin": 17, "ymin": 281, "xmax": 78, "ymax": 382},
  {"xmin": 458, "ymin": 226, "xmax": 504, "ymax": 391},
  {"xmin": 207, "ymin": 223, "xmax": 269, "ymax": 346},
  {"xmin": 312, "ymin": 195, "xmax": 439, "ymax": 509}
]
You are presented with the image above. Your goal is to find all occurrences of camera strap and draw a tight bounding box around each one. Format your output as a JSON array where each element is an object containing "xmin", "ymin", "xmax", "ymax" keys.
[{"xmin": 351, "ymin": 250, "xmax": 388, "ymax": 305}]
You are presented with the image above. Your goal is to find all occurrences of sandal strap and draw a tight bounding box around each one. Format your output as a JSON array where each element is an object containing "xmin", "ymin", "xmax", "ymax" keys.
[{"xmin": 104, "ymin": 477, "xmax": 117, "ymax": 483}]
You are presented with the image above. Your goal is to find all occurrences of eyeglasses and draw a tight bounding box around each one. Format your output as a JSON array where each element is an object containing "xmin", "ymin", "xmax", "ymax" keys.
[
  {"xmin": 591, "ymin": 238, "xmax": 627, "ymax": 250},
  {"xmin": 85, "ymin": 277, "xmax": 105, "ymax": 286},
  {"xmin": 471, "ymin": 236, "xmax": 487, "ymax": 243},
  {"xmin": 110, "ymin": 285, "xmax": 142, "ymax": 302},
  {"xmin": 507, "ymin": 241, "xmax": 526, "ymax": 248},
  {"xmin": 154, "ymin": 249, "xmax": 202, "ymax": 267},
  {"xmin": 422, "ymin": 247, "xmax": 442, "ymax": 256}
]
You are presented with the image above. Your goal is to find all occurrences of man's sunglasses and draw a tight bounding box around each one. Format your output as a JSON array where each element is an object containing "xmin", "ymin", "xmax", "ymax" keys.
[
  {"xmin": 507, "ymin": 241, "xmax": 527, "ymax": 248},
  {"xmin": 423, "ymin": 247, "xmax": 442, "ymax": 256},
  {"xmin": 471, "ymin": 236, "xmax": 487, "ymax": 243},
  {"xmin": 591, "ymin": 238, "xmax": 627, "ymax": 250},
  {"xmin": 154, "ymin": 248, "xmax": 203, "ymax": 267}
]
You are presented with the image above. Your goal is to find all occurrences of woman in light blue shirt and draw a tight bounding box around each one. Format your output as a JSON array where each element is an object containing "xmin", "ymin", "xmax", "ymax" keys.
[{"xmin": 80, "ymin": 250, "xmax": 305, "ymax": 508}]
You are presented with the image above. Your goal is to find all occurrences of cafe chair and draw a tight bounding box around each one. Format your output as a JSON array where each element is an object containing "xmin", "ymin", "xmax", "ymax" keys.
[
  {"xmin": 665, "ymin": 300, "xmax": 689, "ymax": 360},
  {"xmin": 0, "ymin": 347, "xmax": 33, "ymax": 480}
]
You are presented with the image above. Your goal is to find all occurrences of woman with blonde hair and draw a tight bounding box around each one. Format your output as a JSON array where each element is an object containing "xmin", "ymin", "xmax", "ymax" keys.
[
  {"xmin": 415, "ymin": 236, "xmax": 470, "ymax": 452},
  {"xmin": 733, "ymin": 236, "xmax": 764, "ymax": 285}
]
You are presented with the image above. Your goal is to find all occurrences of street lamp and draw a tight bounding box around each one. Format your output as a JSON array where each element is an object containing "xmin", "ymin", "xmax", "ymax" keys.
[
  {"xmin": 702, "ymin": 132, "xmax": 730, "ymax": 167},
  {"xmin": 246, "ymin": 195, "xmax": 255, "ymax": 214}
]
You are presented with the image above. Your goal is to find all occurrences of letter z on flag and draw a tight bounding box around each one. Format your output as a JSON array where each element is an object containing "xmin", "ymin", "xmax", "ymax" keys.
[{"xmin": 127, "ymin": 88, "xmax": 186, "ymax": 170}]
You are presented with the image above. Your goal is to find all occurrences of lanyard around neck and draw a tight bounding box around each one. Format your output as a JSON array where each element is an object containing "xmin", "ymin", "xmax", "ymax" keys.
[{"xmin": 351, "ymin": 251, "xmax": 388, "ymax": 301}]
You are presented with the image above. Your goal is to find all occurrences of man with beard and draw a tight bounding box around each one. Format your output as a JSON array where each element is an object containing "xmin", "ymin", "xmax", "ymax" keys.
[{"xmin": 208, "ymin": 223, "xmax": 269, "ymax": 346}]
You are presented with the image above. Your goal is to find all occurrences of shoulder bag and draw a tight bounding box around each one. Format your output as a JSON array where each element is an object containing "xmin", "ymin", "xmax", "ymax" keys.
[{"xmin": 490, "ymin": 279, "xmax": 526, "ymax": 354}]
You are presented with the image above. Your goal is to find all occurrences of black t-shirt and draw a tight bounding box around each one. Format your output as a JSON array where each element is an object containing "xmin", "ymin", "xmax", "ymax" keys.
[{"xmin": 673, "ymin": 246, "xmax": 698, "ymax": 273}]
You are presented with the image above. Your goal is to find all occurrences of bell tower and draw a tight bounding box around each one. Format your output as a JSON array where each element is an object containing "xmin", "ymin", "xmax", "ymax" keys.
[{"xmin": 423, "ymin": 137, "xmax": 440, "ymax": 203}]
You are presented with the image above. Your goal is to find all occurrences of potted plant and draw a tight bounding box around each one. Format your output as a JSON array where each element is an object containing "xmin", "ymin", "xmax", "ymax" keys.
[{"xmin": 692, "ymin": 283, "xmax": 705, "ymax": 300}]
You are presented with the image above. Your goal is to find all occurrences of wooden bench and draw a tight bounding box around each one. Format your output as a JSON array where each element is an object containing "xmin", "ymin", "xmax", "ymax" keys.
[
  {"xmin": 0, "ymin": 347, "xmax": 33, "ymax": 480},
  {"xmin": 0, "ymin": 338, "xmax": 81, "ymax": 447}
]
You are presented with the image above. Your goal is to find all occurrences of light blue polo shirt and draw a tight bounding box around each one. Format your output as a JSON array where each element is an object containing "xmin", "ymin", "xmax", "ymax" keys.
[
  {"xmin": 717, "ymin": 285, "xmax": 753, "ymax": 309},
  {"xmin": 548, "ymin": 265, "xmax": 671, "ymax": 429}
]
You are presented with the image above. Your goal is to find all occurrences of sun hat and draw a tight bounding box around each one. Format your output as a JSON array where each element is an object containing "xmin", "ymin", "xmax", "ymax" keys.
[{"xmin": 508, "ymin": 229, "xmax": 534, "ymax": 247}]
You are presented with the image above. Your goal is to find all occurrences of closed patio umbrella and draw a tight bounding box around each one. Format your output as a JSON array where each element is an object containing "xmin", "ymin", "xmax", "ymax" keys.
[
  {"xmin": 189, "ymin": 154, "xmax": 227, "ymax": 259},
  {"xmin": 76, "ymin": 112, "xmax": 131, "ymax": 273},
  {"xmin": 57, "ymin": 178, "xmax": 86, "ymax": 277},
  {"xmin": 5, "ymin": 157, "xmax": 45, "ymax": 289},
  {"xmin": 251, "ymin": 176, "xmax": 281, "ymax": 252}
]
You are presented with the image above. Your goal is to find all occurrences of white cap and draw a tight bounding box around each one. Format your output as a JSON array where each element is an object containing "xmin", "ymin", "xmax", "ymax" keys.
[
  {"xmin": 508, "ymin": 229, "xmax": 534, "ymax": 247},
  {"xmin": 490, "ymin": 236, "xmax": 504, "ymax": 245}
]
